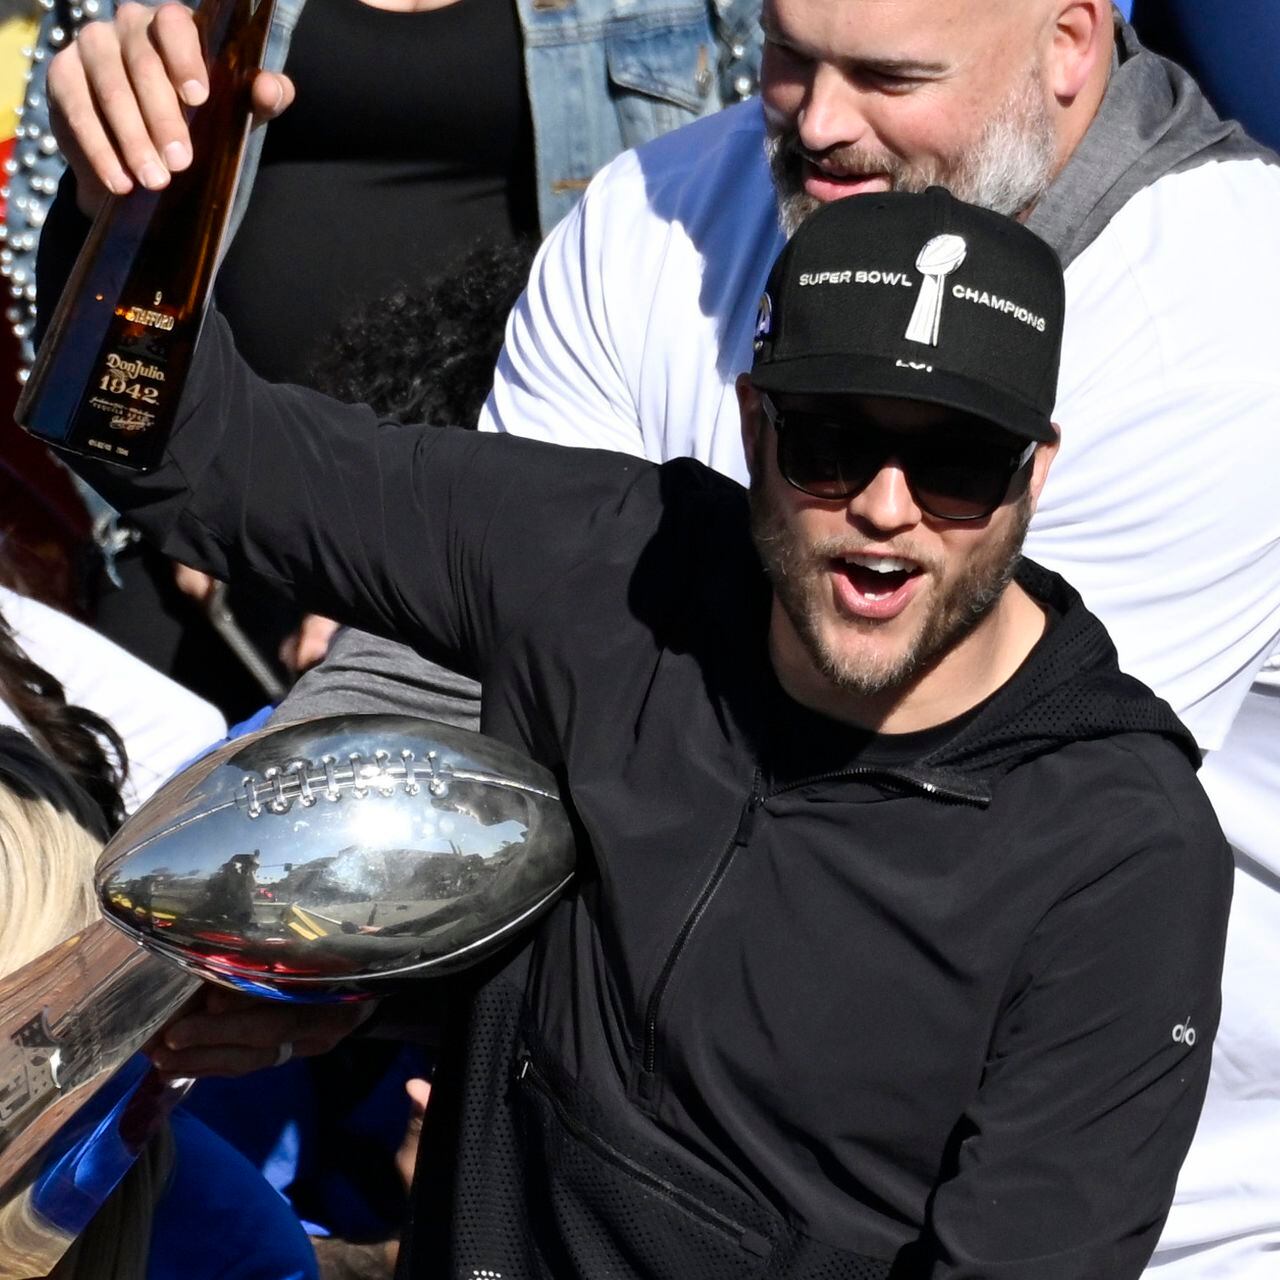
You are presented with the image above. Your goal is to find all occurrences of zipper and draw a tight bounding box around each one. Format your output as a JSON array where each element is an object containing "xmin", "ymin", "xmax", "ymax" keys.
[
  {"xmin": 642, "ymin": 769, "xmax": 765, "ymax": 1080},
  {"xmin": 638, "ymin": 761, "xmax": 983, "ymax": 1093},
  {"xmin": 764, "ymin": 763, "xmax": 987, "ymax": 806},
  {"xmin": 515, "ymin": 1049, "xmax": 771, "ymax": 1260}
]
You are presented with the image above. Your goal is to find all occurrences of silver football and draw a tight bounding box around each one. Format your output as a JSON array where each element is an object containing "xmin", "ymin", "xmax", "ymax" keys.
[{"xmin": 94, "ymin": 714, "xmax": 575, "ymax": 1000}]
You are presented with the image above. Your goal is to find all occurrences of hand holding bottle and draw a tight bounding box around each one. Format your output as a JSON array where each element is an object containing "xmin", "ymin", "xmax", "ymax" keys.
[
  {"xmin": 22, "ymin": 0, "xmax": 286, "ymax": 469},
  {"xmin": 47, "ymin": 0, "xmax": 295, "ymax": 216}
]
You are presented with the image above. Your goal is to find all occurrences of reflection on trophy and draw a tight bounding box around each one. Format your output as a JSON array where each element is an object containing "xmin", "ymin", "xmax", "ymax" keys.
[{"xmin": 96, "ymin": 713, "xmax": 576, "ymax": 997}]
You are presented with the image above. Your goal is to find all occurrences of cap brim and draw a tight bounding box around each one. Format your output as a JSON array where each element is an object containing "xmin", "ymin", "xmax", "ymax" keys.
[{"xmin": 750, "ymin": 353, "xmax": 1056, "ymax": 444}]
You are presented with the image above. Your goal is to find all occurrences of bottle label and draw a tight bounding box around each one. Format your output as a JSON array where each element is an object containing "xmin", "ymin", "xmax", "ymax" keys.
[
  {"xmin": 84, "ymin": 295, "xmax": 180, "ymax": 447},
  {"xmin": 119, "ymin": 305, "xmax": 177, "ymax": 332}
]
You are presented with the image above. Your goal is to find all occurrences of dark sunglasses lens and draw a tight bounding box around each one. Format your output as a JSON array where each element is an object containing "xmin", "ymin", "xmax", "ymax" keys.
[
  {"xmin": 910, "ymin": 439, "xmax": 1022, "ymax": 519},
  {"xmin": 778, "ymin": 416, "xmax": 880, "ymax": 498},
  {"xmin": 777, "ymin": 409, "xmax": 1022, "ymax": 519}
]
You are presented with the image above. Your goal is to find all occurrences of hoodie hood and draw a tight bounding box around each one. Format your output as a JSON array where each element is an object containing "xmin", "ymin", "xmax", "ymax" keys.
[
  {"xmin": 1027, "ymin": 18, "xmax": 1277, "ymax": 269},
  {"xmin": 907, "ymin": 558, "xmax": 1200, "ymax": 805}
]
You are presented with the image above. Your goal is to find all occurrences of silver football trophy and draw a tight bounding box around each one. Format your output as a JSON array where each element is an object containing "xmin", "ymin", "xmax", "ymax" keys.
[
  {"xmin": 0, "ymin": 714, "xmax": 576, "ymax": 1276},
  {"xmin": 97, "ymin": 713, "xmax": 576, "ymax": 997}
]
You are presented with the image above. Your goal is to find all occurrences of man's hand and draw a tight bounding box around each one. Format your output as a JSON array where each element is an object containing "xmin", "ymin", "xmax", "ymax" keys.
[
  {"xmin": 148, "ymin": 984, "xmax": 375, "ymax": 1078},
  {"xmin": 172, "ymin": 560, "xmax": 219, "ymax": 604},
  {"xmin": 396, "ymin": 1077, "xmax": 431, "ymax": 1191},
  {"xmin": 47, "ymin": 1, "xmax": 295, "ymax": 217},
  {"xmin": 279, "ymin": 613, "xmax": 341, "ymax": 675}
]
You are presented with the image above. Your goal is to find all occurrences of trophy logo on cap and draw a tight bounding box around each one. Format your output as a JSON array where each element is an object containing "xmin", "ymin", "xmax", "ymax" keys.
[
  {"xmin": 754, "ymin": 292, "xmax": 773, "ymax": 351},
  {"xmin": 905, "ymin": 235, "xmax": 967, "ymax": 347}
]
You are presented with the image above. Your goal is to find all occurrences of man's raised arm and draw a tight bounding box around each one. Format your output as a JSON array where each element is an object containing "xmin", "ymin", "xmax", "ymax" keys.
[{"xmin": 34, "ymin": 185, "xmax": 647, "ymax": 682}]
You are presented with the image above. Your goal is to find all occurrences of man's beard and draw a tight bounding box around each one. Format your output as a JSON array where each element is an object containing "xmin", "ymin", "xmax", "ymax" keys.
[
  {"xmin": 765, "ymin": 69, "xmax": 1059, "ymax": 237},
  {"xmin": 749, "ymin": 468, "xmax": 1032, "ymax": 698}
]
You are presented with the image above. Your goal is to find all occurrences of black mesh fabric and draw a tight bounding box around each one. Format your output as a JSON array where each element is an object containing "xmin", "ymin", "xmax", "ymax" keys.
[
  {"xmin": 917, "ymin": 559, "xmax": 1199, "ymax": 797},
  {"xmin": 403, "ymin": 976, "xmax": 895, "ymax": 1279},
  {"xmin": 401, "ymin": 970, "xmax": 534, "ymax": 1279}
]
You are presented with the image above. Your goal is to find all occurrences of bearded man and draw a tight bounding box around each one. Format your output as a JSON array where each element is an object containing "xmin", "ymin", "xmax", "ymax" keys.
[
  {"xmin": 43, "ymin": 183, "xmax": 1231, "ymax": 1280},
  {"xmin": 372, "ymin": 8, "xmax": 1280, "ymax": 1275},
  {"xmin": 43, "ymin": 1, "xmax": 1280, "ymax": 1274}
]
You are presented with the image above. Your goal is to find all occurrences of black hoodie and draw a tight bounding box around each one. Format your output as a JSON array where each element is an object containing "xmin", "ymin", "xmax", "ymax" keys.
[{"xmin": 63, "ymin": 340, "xmax": 1232, "ymax": 1279}]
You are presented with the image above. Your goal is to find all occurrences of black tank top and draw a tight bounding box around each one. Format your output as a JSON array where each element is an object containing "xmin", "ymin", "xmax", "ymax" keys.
[{"xmin": 215, "ymin": 0, "xmax": 537, "ymax": 384}]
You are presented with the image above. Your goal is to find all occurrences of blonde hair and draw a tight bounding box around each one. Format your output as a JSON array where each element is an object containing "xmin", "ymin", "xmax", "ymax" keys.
[
  {"xmin": 0, "ymin": 781, "xmax": 171, "ymax": 1280},
  {"xmin": 0, "ymin": 788, "xmax": 100, "ymax": 975}
]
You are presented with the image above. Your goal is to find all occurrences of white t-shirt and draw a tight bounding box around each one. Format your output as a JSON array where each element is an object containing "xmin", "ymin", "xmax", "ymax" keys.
[
  {"xmin": 0, "ymin": 586, "xmax": 227, "ymax": 813},
  {"xmin": 483, "ymin": 100, "xmax": 1280, "ymax": 1275}
]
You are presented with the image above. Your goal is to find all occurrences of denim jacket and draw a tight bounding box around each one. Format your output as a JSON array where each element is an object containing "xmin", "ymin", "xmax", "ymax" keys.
[
  {"xmin": 2, "ymin": 0, "xmax": 761, "ymax": 362},
  {"xmin": 2, "ymin": 0, "xmax": 759, "ymax": 571}
]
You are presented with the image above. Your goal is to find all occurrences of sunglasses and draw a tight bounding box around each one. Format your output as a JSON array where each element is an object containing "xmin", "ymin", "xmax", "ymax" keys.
[{"xmin": 761, "ymin": 396, "xmax": 1037, "ymax": 522}]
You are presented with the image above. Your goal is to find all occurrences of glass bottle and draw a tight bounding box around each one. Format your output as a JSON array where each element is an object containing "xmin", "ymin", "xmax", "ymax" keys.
[{"xmin": 16, "ymin": 0, "xmax": 276, "ymax": 471}]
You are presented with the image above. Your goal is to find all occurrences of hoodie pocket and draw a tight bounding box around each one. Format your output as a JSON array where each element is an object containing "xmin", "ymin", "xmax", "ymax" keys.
[{"xmin": 514, "ymin": 1050, "xmax": 772, "ymax": 1278}]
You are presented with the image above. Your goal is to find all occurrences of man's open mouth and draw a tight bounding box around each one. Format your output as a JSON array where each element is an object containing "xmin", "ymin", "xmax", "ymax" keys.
[
  {"xmin": 832, "ymin": 553, "xmax": 923, "ymax": 615},
  {"xmin": 803, "ymin": 162, "xmax": 893, "ymax": 197}
]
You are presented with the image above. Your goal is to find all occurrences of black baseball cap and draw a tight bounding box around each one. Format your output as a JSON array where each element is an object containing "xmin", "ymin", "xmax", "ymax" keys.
[{"xmin": 750, "ymin": 187, "xmax": 1064, "ymax": 443}]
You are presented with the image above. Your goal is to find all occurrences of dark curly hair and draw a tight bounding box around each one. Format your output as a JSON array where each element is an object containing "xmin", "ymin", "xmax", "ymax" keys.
[
  {"xmin": 308, "ymin": 236, "xmax": 541, "ymax": 426},
  {"xmin": 0, "ymin": 609, "xmax": 128, "ymax": 832}
]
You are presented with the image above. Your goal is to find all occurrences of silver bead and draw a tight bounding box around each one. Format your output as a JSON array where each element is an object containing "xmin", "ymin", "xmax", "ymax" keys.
[
  {"xmin": 26, "ymin": 94, "xmax": 42, "ymax": 110},
  {"xmin": 50, "ymin": 25, "xmax": 66, "ymax": 43},
  {"xmin": 19, "ymin": 151, "xmax": 36, "ymax": 169},
  {"xmin": 11, "ymin": 268, "xmax": 27, "ymax": 285},
  {"xmin": 32, "ymin": 48, "xmax": 46, "ymax": 62},
  {"xmin": 85, "ymin": 0, "xmax": 101, "ymax": 13},
  {"xmin": 734, "ymin": 74, "xmax": 754, "ymax": 97},
  {"xmin": 39, "ymin": 135, "xmax": 59, "ymax": 155},
  {"xmin": 5, "ymin": 307, "xmax": 19, "ymax": 322},
  {"xmin": 13, "ymin": 195, "xmax": 28, "ymax": 210},
  {"xmin": 2, "ymin": 159, "xmax": 17, "ymax": 175},
  {"xmin": 27, "ymin": 206, "xmax": 45, "ymax": 229},
  {"xmin": 38, "ymin": 0, "xmax": 55, "ymax": 9},
  {"xmin": 20, "ymin": 46, "xmax": 32, "ymax": 59},
  {"xmin": 13, "ymin": 322, "xmax": 29, "ymax": 338},
  {"xmin": 0, "ymin": 251, "xmax": 11, "ymax": 265},
  {"xmin": 730, "ymin": 42, "xmax": 745, "ymax": 59},
  {"xmin": 17, "ymin": 368, "xmax": 29, "ymax": 385},
  {"xmin": 24, "ymin": 283, "xmax": 37, "ymax": 301}
]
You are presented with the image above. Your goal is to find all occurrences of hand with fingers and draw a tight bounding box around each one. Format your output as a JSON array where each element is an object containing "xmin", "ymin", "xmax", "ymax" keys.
[
  {"xmin": 279, "ymin": 613, "xmax": 342, "ymax": 675},
  {"xmin": 46, "ymin": 0, "xmax": 295, "ymax": 217},
  {"xmin": 148, "ymin": 983, "xmax": 376, "ymax": 1078}
]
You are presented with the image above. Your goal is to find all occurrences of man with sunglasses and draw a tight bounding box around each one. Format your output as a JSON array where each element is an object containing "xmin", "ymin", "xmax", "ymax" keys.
[
  {"xmin": 49, "ymin": 187, "xmax": 1231, "ymax": 1279},
  {"xmin": 40, "ymin": 4, "xmax": 1280, "ymax": 1271}
]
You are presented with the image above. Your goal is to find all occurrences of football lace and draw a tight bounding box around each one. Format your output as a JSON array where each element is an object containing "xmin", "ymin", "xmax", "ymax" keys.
[{"xmin": 235, "ymin": 748, "xmax": 452, "ymax": 818}]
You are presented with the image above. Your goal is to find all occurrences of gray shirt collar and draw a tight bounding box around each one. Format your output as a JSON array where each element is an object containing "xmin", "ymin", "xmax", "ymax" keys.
[{"xmin": 1027, "ymin": 18, "xmax": 1271, "ymax": 267}]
